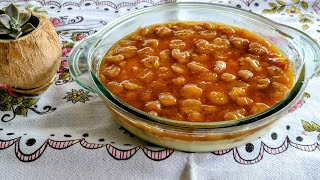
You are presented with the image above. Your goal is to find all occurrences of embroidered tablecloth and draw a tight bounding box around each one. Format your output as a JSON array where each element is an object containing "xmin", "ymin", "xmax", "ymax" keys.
[{"xmin": 0, "ymin": 0, "xmax": 320, "ymax": 179}]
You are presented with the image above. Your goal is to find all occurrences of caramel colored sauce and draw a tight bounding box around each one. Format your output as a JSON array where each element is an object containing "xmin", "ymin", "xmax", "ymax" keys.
[{"xmin": 100, "ymin": 22, "xmax": 294, "ymax": 122}]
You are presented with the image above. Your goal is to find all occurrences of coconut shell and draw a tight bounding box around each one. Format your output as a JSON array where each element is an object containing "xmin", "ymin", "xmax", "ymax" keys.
[
  {"xmin": 11, "ymin": 74, "xmax": 57, "ymax": 95},
  {"xmin": 0, "ymin": 13, "xmax": 61, "ymax": 95}
]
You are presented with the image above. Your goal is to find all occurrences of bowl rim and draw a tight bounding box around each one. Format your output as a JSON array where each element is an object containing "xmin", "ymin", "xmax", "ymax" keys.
[{"xmin": 84, "ymin": 2, "xmax": 311, "ymax": 128}]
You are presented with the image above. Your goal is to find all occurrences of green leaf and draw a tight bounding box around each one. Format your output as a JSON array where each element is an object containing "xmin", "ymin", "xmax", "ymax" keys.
[
  {"xmin": 262, "ymin": 9, "xmax": 271, "ymax": 14},
  {"xmin": 269, "ymin": 3, "xmax": 278, "ymax": 8},
  {"xmin": 5, "ymin": 3, "xmax": 19, "ymax": 20},
  {"xmin": 21, "ymin": 23, "xmax": 35, "ymax": 34},
  {"xmin": 301, "ymin": 120, "xmax": 315, "ymax": 132},
  {"xmin": 59, "ymin": 72, "xmax": 70, "ymax": 80},
  {"xmin": 0, "ymin": 102, "xmax": 12, "ymax": 111},
  {"xmin": 15, "ymin": 105, "xmax": 28, "ymax": 116},
  {"xmin": 277, "ymin": 0, "xmax": 286, "ymax": 5},
  {"xmin": 37, "ymin": 10, "xmax": 48, "ymax": 15},
  {"xmin": 63, "ymin": 42, "xmax": 74, "ymax": 48},
  {"xmin": 10, "ymin": 18, "xmax": 17, "ymax": 26},
  {"xmin": 11, "ymin": 96, "xmax": 24, "ymax": 105},
  {"xmin": 71, "ymin": 33, "xmax": 77, "ymax": 41},
  {"xmin": 8, "ymin": 31, "xmax": 23, "ymax": 39},
  {"xmin": 305, "ymin": 18, "xmax": 314, "ymax": 24},
  {"xmin": 25, "ymin": 5, "xmax": 34, "ymax": 10},
  {"xmin": 0, "ymin": 89, "xmax": 6, "ymax": 94},
  {"xmin": 303, "ymin": 92, "xmax": 311, "ymax": 98},
  {"xmin": 277, "ymin": 6, "xmax": 285, "ymax": 13},
  {"xmin": 0, "ymin": 14, "xmax": 11, "ymax": 29},
  {"xmin": 301, "ymin": 1, "xmax": 308, "ymax": 10},
  {"xmin": 299, "ymin": 18, "xmax": 306, "ymax": 23},
  {"xmin": 0, "ymin": 94, "xmax": 11, "ymax": 104},
  {"xmin": 0, "ymin": 28, "xmax": 10, "ymax": 34},
  {"xmin": 12, "ymin": 27, "xmax": 21, "ymax": 32},
  {"xmin": 21, "ymin": 98, "xmax": 39, "ymax": 108},
  {"xmin": 311, "ymin": 122, "xmax": 320, "ymax": 132},
  {"xmin": 292, "ymin": 0, "xmax": 300, "ymax": 4},
  {"xmin": 302, "ymin": 24, "xmax": 309, "ymax": 30},
  {"xmin": 318, "ymin": 134, "xmax": 320, "ymax": 141},
  {"xmin": 18, "ymin": 12, "xmax": 31, "ymax": 26},
  {"xmin": 33, "ymin": 7, "xmax": 41, "ymax": 12}
]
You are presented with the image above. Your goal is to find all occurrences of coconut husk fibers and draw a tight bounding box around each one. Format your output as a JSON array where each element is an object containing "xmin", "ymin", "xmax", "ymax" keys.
[
  {"xmin": 0, "ymin": 13, "xmax": 61, "ymax": 95},
  {"xmin": 11, "ymin": 74, "xmax": 57, "ymax": 95}
]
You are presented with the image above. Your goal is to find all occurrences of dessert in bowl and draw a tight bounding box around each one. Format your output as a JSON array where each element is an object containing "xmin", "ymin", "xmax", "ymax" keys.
[{"xmin": 68, "ymin": 3, "xmax": 320, "ymax": 152}]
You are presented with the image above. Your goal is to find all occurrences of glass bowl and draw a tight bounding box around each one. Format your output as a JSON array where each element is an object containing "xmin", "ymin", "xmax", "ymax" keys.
[{"xmin": 68, "ymin": 2, "xmax": 320, "ymax": 152}]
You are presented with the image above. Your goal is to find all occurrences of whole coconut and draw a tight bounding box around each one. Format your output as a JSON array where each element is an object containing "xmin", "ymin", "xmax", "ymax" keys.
[{"xmin": 0, "ymin": 12, "xmax": 61, "ymax": 95}]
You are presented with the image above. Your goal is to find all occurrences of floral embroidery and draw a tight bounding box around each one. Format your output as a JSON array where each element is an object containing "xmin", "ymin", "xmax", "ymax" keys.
[
  {"xmin": 50, "ymin": 16, "xmax": 84, "ymax": 27},
  {"xmin": 0, "ymin": 85, "xmax": 56, "ymax": 122},
  {"xmin": 71, "ymin": 33, "xmax": 86, "ymax": 41},
  {"xmin": 61, "ymin": 41, "xmax": 74, "ymax": 57},
  {"xmin": 262, "ymin": 0, "xmax": 313, "ymax": 30},
  {"xmin": 286, "ymin": 6, "xmax": 300, "ymax": 14},
  {"xmin": 301, "ymin": 120, "xmax": 320, "ymax": 141},
  {"xmin": 63, "ymin": 89, "xmax": 93, "ymax": 104},
  {"xmin": 298, "ymin": 13, "xmax": 314, "ymax": 30},
  {"xmin": 56, "ymin": 60, "xmax": 72, "ymax": 85},
  {"xmin": 58, "ymin": 60, "xmax": 68, "ymax": 74},
  {"xmin": 0, "ymin": 85, "xmax": 18, "ymax": 97},
  {"xmin": 51, "ymin": 17, "xmax": 62, "ymax": 27},
  {"xmin": 55, "ymin": 31, "xmax": 92, "ymax": 85}
]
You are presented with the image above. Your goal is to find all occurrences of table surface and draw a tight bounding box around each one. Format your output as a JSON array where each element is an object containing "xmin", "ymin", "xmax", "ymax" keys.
[{"xmin": 0, "ymin": 0, "xmax": 320, "ymax": 179}]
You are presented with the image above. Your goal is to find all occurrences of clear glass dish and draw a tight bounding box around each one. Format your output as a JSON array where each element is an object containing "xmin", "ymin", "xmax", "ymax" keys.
[{"xmin": 68, "ymin": 2, "xmax": 320, "ymax": 152}]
